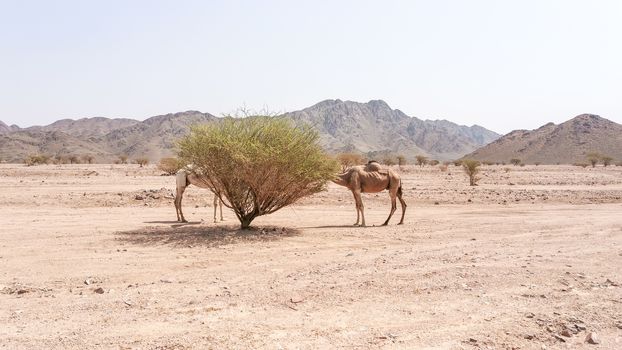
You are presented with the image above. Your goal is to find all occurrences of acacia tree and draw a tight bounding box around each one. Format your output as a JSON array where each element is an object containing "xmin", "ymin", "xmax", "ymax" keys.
[
  {"xmin": 178, "ymin": 117, "xmax": 339, "ymax": 229},
  {"xmin": 415, "ymin": 155, "xmax": 428, "ymax": 167},
  {"xmin": 336, "ymin": 153, "xmax": 364, "ymax": 171},
  {"xmin": 586, "ymin": 153, "xmax": 600, "ymax": 167}
]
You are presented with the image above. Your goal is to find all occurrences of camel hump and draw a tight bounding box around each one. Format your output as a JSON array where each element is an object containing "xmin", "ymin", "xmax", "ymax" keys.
[{"xmin": 365, "ymin": 161, "xmax": 383, "ymax": 172}]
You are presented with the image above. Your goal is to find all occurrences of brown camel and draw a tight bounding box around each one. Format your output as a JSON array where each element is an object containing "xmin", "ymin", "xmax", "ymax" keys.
[
  {"xmin": 332, "ymin": 161, "xmax": 406, "ymax": 226},
  {"xmin": 175, "ymin": 167, "xmax": 223, "ymax": 223}
]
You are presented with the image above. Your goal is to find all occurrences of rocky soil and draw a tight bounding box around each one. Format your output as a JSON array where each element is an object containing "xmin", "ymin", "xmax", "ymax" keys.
[{"xmin": 1, "ymin": 164, "xmax": 621, "ymax": 349}]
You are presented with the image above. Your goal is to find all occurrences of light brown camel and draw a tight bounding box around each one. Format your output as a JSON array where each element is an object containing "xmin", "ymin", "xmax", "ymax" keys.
[
  {"xmin": 332, "ymin": 161, "xmax": 406, "ymax": 226},
  {"xmin": 175, "ymin": 167, "xmax": 223, "ymax": 223}
]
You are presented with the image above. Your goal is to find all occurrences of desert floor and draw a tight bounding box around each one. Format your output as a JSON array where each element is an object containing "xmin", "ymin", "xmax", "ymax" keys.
[{"xmin": 1, "ymin": 164, "xmax": 621, "ymax": 349}]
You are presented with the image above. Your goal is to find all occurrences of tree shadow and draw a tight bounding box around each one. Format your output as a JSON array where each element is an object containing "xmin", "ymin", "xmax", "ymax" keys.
[{"xmin": 115, "ymin": 224, "xmax": 300, "ymax": 248}]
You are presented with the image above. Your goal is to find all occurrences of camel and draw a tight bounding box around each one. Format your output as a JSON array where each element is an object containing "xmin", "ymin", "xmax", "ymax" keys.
[
  {"xmin": 174, "ymin": 167, "xmax": 223, "ymax": 223},
  {"xmin": 332, "ymin": 161, "xmax": 406, "ymax": 226}
]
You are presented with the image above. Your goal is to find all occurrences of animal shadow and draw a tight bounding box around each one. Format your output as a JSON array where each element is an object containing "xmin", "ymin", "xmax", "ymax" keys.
[{"xmin": 116, "ymin": 224, "xmax": 299, "ymax": 248}]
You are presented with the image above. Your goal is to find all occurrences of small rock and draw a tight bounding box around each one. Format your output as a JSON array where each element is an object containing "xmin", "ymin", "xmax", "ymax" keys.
[
  {"xmin": 585, "ymin": 332, "xmax": 599, "ymax": 344},
  {"xmin": 553, "ymin": 334, "xmax": 566, "ymax": 342},
  {"xmin": 290, "ymin": 294, "xmax": 304, "ymax": 303},
  {"xmin": 134, "ymin": 195, "xmax": 144, "ymax": 200},
  {"xmin": 160, "ymin": 278, "xmax": 174, "ymax": 284},
  {"xmin": 561, "ymin": 329, "xmax": 572, "ymax": 337},
  {"xmin": 524, "ymin": 334, "xmax": 535, "ymax": 340},
  {"xmin": 525, "ymin": 312, "xmax": 535, "ymax": 318},
  {"xmin": 434, "ymin": 201, "xmax": 439, "ymax": 205},
  {"xmin": 346, "ymin": 252, "xmax": 354, "ymax": 257},
  {"xmin": 93, "ymin": 287, "xmax": 105, "ymax": 294},
  {"xmin": 575, "ymin": 323, "xmax": 587, "ymax": 331}
]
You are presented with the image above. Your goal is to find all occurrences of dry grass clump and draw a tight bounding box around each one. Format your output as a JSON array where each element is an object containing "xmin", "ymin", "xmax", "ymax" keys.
[{"xmin": 134, "ymin": 157, "xmax": 149, "ymax": 167}]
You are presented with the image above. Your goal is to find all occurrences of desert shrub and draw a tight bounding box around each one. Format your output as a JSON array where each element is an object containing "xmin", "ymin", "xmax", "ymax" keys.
[
  {"xmin": 135, "ymin": 157, "xmax": 149, "ymax": 167},
  {"xmin": 397, "ymin": 155, "xmax": 406, "ymax": 168},
  {"xmin": 520, "ymin": 163, "xmax": 525, "ymax": 167},
  {"xmin": 462, "ymin": 159, "xmax": 481, "ymax": 186},
  {"xmin": 158, "ymin": 157, "xmax": 182, "ymax": 175},
  {"xmin": 510, "ymin": 158, "xmax": 521, "ymax": 166},
  {"xmin": 586, "ymin": 152, "xmax": 600, "ymax": 167},
  {"xmin": 68, "ymin": 155, "xmax": 80, "ymax": 164},
  {"xmin": 573, "ymin": 162, "xmax": 589, "ymax": 168},
  {"xmin": 453, "ymin": 160, "xmax": 463, "ymax": 167},
  {"xmin": 118, "ymin": 155, "xmax": 129, "ymax": 164},
  {"xmin": 82, "ymin": 154, "xmax": 95, "ymax": 164},
  {"xmin": 616, "ymin": 162, "xmax": 622, "ymax": 167},
  {"xmin": 482, "ymin": 160, "xmax": 494, "ymax": 166},
  {"xmin": 534, "ymin": 162, "xmax": 541, "ymax": 166},
  {"xmin": 178, "ymin": 117, "xmax": 339, "ymax": 229},
  {"xmin": 601, "ymin": 155, "xmax": 613, "ymax": 167},
  {"xmin": 336, "ymin": 153, "xmax": 364, "ymax": 171},
  {"xmin": 382, "ymin": 156, "xmax": 397, "ymax": 166},
  {"xmin": 25, "ymin": 154, "xmax": 50, "ymax": 166},
  {"xmin": 429, "ymin": 159, "xmax": 440, "ymax": 166},
  {"xmin": 415, "ymin": 155, "xmax": 428, "ymax": 167}
]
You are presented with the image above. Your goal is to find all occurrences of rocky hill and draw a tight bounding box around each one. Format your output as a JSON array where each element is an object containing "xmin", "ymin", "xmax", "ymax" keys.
[
  {"xmin": 463, "ymin": 114, "xmax": 622, "ymax": 164},
  {"xmin": 0, "ymin": 120, "xmax": 20, "ymax": 134},
  {"xmin": 27, "ymin": 117, "xmax": 139, "ymax": 138},
  {"xmin": 283, "ymin": 99, "xmax": 499, "ymax": 160},
  {"xmin": 0, "ymin": 100, "xmax": 499, "ymax": 163}
]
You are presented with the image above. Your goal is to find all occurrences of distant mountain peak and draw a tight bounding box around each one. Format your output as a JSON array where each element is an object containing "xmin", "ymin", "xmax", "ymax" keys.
[{"xmin": 464, "ymin": 114, "xmax": 622, "ymax": 164}]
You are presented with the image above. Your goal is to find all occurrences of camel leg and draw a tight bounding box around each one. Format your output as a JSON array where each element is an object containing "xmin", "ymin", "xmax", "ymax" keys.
[
  {"xmin": 175, "ymin": 186, "xmax": 187, "ymax": 223},
  {"xmin": 382, "ymin": 191, "xmax": 397, "ymax": 226},
  {"xmin": 351, "ymin": 191, "xmax": 360, "ymax": 226},
  {"xmin": 219, "ymin": 197, "xmax": 224, "ymax": 221},
  {"xmin": 354, "ymin": 191, "xmax": 366, "ymax": 227},
  {"xmin": 397, "ymin": 186, "xmax": 406, "ymax": 225},
  {"xmin": 213, "ymin": 194, "xmax": 218, "ymax": 223}
]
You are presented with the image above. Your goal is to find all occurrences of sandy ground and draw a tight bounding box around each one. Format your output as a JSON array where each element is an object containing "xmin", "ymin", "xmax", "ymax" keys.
[{"xmin": 1, "ymin": 163, "xmax": 621, "ymax": 349}]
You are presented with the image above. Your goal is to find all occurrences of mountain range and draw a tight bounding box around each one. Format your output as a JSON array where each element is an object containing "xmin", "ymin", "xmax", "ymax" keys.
[
  {"xmin": 463, "ymin": 114, "xmax": 622, "ymax": 164},
  {"xmin": 0, "ymin": 100, "xmax": 498, "ymax": 163}
]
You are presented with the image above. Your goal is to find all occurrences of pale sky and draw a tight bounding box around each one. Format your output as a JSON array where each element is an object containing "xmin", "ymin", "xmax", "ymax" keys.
[{"xmin": 1, "ymin": 0, "xmax": 621, "ymax": 134}]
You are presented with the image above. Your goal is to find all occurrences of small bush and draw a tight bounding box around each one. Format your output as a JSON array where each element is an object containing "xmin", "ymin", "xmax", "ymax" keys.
[
  {"xmin": 534, "ymin": 162, "xmax": 541, "ymax": 166},
  {"xmin": 574, "ymin": 162, "xmax": 589, "ymax": 168},
  {"xmin": 158, "ymin": 157, "xmax": 182, "ymax": 175},
  {"xmin": 118, "ymin": 155, "xmax": 129, "ymax": 164},
  {"xmin": 68, "ymin": 155, "xmax": 80, "ymax": 164},
  {"xmin": 25, "ymin": 154, "xmax": 50, "ymax": 166},
  {"xmin": 453, "ymin": 160, "xmax": 463, "ymax": 167},
  {"xmin": 616, "ymin": 162, "xmax": 622, "ymax": 167},
  {"xmin": 429, "ymin": 159, "xmax": 440, "ymax": 166},
  {"xmin": 397, "ymin": 155, "xmax": 406, "ymax": 168},
  {"xmin": 415, "ymin": 155, "xmax": 428, "ymax": 167},
  {"xmin": 382, "ymin": 156, "xmax": 397, "ymax": 166},
  {"xmin": 601, "ymin": 155, "xmax": 613, "ymax": 167},
  {"xmin": 336, "ymin": 153, "xmax": 364, "ymax": 171},
  {"xmin": 135, "ymin": 157, "xmax": 149, "ymax": 167},
  {"xmin": 482, "ymin": 160, "xmax": 494, "ymax": 166},
  {"xmin": 462, "ymin": 159, "xmax": 481, "ymax": 186},
  {"xmin": 510, "ymin": 158, "xmax": 521, "ymax": 166},
  {"xmin": 82, "ymin": 155, "xmax": 95, "ymax": 164},
  {"xmin": 586, "ymin": 152, "xmax": 600, "ymax": 167}
]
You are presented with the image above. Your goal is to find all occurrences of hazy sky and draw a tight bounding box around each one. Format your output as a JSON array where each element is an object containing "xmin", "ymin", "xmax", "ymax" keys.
[{"xmin": 1, "ymin": 0, "xmax": 621, "ymax": 133}]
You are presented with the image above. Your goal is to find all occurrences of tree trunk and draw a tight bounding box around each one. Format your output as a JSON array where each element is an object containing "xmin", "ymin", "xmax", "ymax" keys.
[{"xmin": 240, "ymin": 215, "xmax": 256, "ymax": 229}]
